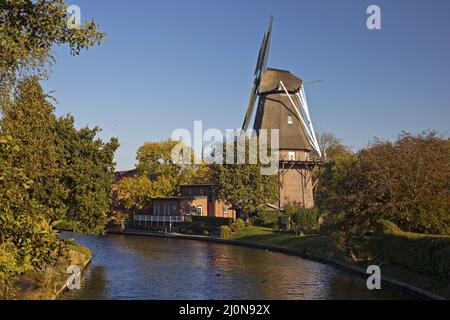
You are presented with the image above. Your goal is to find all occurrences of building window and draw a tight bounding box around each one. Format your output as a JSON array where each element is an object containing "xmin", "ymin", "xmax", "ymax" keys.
[
  {"xmin": 223, "ymin": 205, "xmax": 228, "ymax": 214},
  {"xmin": 288, "ymin": 151, "xmax": 296, "ymax": 161},
  {"xmin": 195, "ymin": 205, "xmax": 203, "ymax": 215},
  {"xmin": 287, "ymin": 115, "xmax": 293, "ymax": 125}
]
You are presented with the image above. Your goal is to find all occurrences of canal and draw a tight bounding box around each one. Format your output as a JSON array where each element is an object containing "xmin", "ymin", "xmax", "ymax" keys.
[{"xmin": 62, "ymin": 232, "xmax": 412, "ymax": 300}]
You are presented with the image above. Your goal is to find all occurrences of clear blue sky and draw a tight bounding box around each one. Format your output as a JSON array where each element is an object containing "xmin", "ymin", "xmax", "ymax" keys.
[{"xmin": 42, "ymin": 0, "xmax": 450, "ymax": 171}]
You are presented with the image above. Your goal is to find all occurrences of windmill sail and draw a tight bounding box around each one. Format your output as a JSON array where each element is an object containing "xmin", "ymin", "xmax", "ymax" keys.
[{"xmin": 242, "ymin": 17, "xmax": 273, "ymax": 131}]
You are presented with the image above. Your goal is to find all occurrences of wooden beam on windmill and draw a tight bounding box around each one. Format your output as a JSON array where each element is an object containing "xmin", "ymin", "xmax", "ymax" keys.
[{"xmin": 241, "ymin": 16, "xmax": 273, "ymax": 132}]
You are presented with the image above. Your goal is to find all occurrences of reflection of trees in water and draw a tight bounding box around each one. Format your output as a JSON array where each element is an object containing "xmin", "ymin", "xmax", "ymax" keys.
[
  {"xmin": 325, "ymin": 271, "xmax": 411, "ymax": 300},
  {"xmin": 63, "ymin": 266, "xmax": 108, "ymax": 300},
  {"xmin": 205, "ymin": 244, "xmax": 322, "ymax": 299}
]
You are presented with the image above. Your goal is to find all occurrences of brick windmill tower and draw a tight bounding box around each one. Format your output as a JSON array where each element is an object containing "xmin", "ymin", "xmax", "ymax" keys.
[{"xmin": 242, "ymin": 18, "xmax": 322, "ymax": 209}]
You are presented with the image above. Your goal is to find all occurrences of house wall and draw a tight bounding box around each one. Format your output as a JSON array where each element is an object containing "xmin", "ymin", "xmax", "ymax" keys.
[
  {"xmin": 181, "ymin": 185, "xmax": 235, "ymax": 218},
  {"xmin": 208, "ymin": 199, "xmax": 236, "ymax": 219},
  {"xmin": 179, "ymin": 199, "xmax": 193, "ymax": 215},
  {"xmin": 152, "ymin": 198, "xmax": 209, "ymax": 216},
  {"xmin": 152, "ymin": 199, "xmax": 180, "ymax": 215},
  {"xmin": 279, "ymin": 150, "xmax": 310, "ymax": 162},
  {"xmin": 191, "ymin": 197, "xmax": 208, "ymax": 216}
]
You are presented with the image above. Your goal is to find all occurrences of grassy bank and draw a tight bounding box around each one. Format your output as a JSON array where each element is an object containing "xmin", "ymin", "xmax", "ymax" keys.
[
  {"xmin": 229, "ymin": 226, "xmax": 346, "ymax": 260},
  {"xmin": 229, "ymin": 226, "xmax": 450, "ymax": 299},
  {"xmin": 8, "ymin": 244, "xmax": 91, "ymax": 300}
]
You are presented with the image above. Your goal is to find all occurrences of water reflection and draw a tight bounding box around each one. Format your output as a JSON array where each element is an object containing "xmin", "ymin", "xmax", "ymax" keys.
[{"xmin": 62, "ymin": 233, "xmax": 412, "ymax": 300}]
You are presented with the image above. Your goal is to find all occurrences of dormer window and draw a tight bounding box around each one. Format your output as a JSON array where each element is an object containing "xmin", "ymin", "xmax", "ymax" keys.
[{"xmin": 287, "ymin": 116, "xmax": 293, "ymax": 125}]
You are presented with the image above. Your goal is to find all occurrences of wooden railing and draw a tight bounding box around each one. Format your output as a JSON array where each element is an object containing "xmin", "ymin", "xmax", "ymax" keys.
[{"xmin": 134, "ymin": 215, "xmax": 191, "ymax": 223}]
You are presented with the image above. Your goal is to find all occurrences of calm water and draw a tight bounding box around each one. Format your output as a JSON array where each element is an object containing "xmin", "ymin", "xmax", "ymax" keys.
[{"xmin": 61, "ymin": 232, "xmax": 412, "ymax": 300}]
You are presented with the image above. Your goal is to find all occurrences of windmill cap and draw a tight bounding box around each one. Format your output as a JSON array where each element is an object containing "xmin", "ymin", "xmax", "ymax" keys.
[{"xmin": 259, "ymin": 68, "xmax": 302, "ymax": 94}]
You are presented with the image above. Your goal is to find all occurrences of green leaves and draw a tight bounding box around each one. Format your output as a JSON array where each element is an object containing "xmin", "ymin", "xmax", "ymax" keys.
[
  {"xmin": 0, "ymin": 1, "xmax": 111, "ymax": 294},
  {"xmin": 210, "ymin": 138, "xmax": 279, "ymax": 214},
  {"xmin": 0, "ymin": 79, "xmax": 118, "ymax": 291},
  {"xmin": 284, "ymin": 204, "xmax": 319, "ymax": 235},
  {"xmin": 55, "ymin": 115, "xmax": 119, "ymax": 235},
  {"xmin": 0, "ymin": 0, "xmax": 105, "ymax": 78},
  {"xmin": 0, "ymin": 133, "xmax": 63, "ymax": 291},
  {"xmin": 317, "ymin": 131, "xmax": 450, "ymax": 239}
]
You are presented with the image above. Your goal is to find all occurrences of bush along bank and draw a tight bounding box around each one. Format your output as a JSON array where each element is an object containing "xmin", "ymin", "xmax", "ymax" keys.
[
  {"xmin": 4, "ymin": 244, "xmax": 91, "ymax": 300},
  {"xmin": 368, "ymin": 221, "xmax": 450, "ymax": 298},
  {"xmin": 220, "ymin": 219, "xmax": 247, "ymax": 239}
]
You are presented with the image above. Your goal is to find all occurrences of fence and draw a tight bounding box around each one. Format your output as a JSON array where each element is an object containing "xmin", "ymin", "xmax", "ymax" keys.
[{"xmin": 134, "ymin": 215, "xmax": 191, "ymax": 224}]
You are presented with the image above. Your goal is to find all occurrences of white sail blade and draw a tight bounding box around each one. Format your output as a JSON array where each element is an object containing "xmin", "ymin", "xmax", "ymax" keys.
[{"xmin": 279, "ymin": 81, "xmax": 319, "ymax": 155}]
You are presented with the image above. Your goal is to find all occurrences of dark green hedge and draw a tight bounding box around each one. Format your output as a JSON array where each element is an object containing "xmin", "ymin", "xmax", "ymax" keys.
[
  {"xmin": 380, "ymin": 232, "xmax": 450, "ymax": 282},
  {"xmin": 191, "ymin": 216, "xmax": 233, "ymax": 227}
]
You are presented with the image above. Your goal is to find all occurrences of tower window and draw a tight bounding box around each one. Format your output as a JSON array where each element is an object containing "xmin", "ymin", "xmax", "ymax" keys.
[{"xmin": 287, "ymin": 116, "xmax": 293, "ymax": 124}]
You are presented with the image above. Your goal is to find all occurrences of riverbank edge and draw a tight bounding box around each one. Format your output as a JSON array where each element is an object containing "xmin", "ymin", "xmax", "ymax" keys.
[
  {"xmin": 53, "ymin": 245, "xmax": 92, "ymax": 300},
  {"xmin": 110, "ymin": 229, "xmax": 446, "ymax": 300}
]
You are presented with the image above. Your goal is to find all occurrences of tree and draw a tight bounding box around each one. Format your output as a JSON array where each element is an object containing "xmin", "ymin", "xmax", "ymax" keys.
[
  {"xmin": 1, "ymin": 78, "xmax": 68, "ymax": 223},
  {"xmin": 211, "ymin": 138, "xmax": 279, "ymax": 214},
  {"xmin": 315, "ymin": 151, "xmax": 357, "ymax": 226},
  {"xmin": 318, "ymin": 132, "xmax": 351, "ymax": 160},
  {"xmin": 347, "ymin": 131, "xmax": 450, "ymax": 235},
  {"xmin": 317, "ymin": 131, "xmax": 450, "ymax": 237},
  {"xmin": 0, "ymin": 134, "xmax": 63, "ymax": 295},
  {"xmin": 117, "ymin": 175, "xmax": 175, "ymax": 211},
  {"xmin": 0, "ymin": 79, "xmax": 118, "ymax": 235},
  {"xmin": 0, "ymin": 0, "xmax": 105, "ymax": 78},
  {"xmin": 135, "ymin": 139, "xmax": 210, "ymax": 194},
  {"xmin": 0, "ymin": 0, "xmax": 109, "ymax": 291},
  {"xmin": 0, "ymin": 0, "xmax": 105, "ymax": 133},
  {"xmin": 55, "ymin": 115, "xmax": 119, "ymax": 235}
]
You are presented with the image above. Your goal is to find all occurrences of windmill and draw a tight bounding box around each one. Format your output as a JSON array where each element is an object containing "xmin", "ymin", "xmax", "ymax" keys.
[{"xmin": 242, "ymin": 18, "xmax": 322, "ymax": 209}]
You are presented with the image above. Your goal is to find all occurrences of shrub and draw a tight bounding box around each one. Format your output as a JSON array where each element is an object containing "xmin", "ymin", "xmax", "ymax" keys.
[
  {"xmin": 375, "ymin": 219, "xmax": 402, "ymax": 235},
  {"xmin": 0, "ymin": 242, "xmax": 22, "ymax": 296},
  {"xmin": 284, "ymin": 203, "xmax": 319, "ymax": 234},
  {"xmin": 220, "ymin": 225, "xmax": 232, "ymax": 239},
  {"xmin": 230, "ymin": 219, "xmax": 246, "ymax": 233},
  {"xmin": 251, "ymin": 210, "xmax": 281, "ymax": 228}
]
